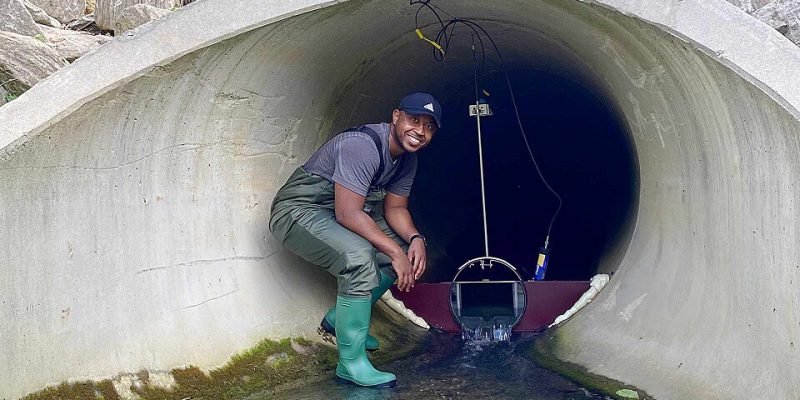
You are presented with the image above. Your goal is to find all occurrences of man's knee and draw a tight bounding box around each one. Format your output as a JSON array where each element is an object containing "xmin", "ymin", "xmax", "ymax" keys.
[
  {"xmin": 343, "ymin": 247, "xmax": 377, "ymax": 268},
  {"xmin": 337, "ymin": 247, "xmax": 379, "ymax": 297}
]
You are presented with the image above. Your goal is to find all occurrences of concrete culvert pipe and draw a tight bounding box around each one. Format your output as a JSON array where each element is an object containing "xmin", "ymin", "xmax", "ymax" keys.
[{"xmin": 1, "ymin": 0, "xmax": 800, "ymax": 399}]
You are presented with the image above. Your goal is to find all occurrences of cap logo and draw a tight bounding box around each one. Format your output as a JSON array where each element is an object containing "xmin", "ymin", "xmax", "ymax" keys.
[{"xmin": 424, "ymin": 103, "xmax": 435, "ymax": 112}]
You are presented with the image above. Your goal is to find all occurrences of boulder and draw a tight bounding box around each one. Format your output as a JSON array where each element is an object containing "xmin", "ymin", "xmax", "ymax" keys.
[
  {"xmin": 26, "ymin": 0, "xmax": 86, "ymax": 24},
  {"xmin": 38, "ymin": 24, "xmax": 111, "ymax": 62},
  {"xmin": 94, "ymin": 0, "xmax": 113, "ymax": 29},
  {"xmin": 752, "ymin": 0, "xmax": 800, "ymax": 45},
  {"xmin": 725, "ymin": 0, "xmax": 776, "ymax": 13},
  {"xmin": 0, "ymin": 30, "xmax": 67, "ymax": 96},
  {"xmin": 114, "ymin": 3, "xmax": 170, "ymax": 34},
  {"xmin": 66, "ymin": 13, "xmax": 98, "ymax": 32},
  {"xmin": 725, "ymin": 0, "xmax": 800, "ymax": 46},
  {"xmin": 24, "ymin": 0, "xmax": 63, "ymax": 28},
  {"xmin": 95, "ymin": 0, "xmax": 178, "ymax": 32},
  {"xmin": 0, "ymin": 0, "xmax": 43, "ymax": 37}
]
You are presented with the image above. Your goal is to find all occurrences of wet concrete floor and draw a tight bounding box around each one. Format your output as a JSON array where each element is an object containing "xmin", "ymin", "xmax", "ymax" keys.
[{"xmin": 264, "ymin": 332, "xmax": 611, "ymax": 400}]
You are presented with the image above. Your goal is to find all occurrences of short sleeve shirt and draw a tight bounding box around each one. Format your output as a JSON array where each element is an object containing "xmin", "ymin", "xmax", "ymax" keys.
[{"xmin": 303, "ymin": 123, "xmax": 418, "ymax": 197}]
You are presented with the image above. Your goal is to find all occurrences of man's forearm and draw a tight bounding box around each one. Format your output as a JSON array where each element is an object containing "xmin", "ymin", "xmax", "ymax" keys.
[
  {"xmin": 384, "ymin": 206, "xmax": 420, "ymax": 244},
  {"xmin": 336, "ymin": 209, "xmax": 405, "ymax": 258}
]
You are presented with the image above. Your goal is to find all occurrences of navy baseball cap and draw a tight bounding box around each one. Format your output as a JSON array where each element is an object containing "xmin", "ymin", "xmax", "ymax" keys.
[{"xmin": 399, "ymin": 92, "xmax": 442, "ymax": 128}]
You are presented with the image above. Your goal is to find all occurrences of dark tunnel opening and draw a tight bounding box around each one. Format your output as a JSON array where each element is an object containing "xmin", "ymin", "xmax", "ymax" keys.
[{"xmin": 410, "ymin": 68, "xmax": 638, "ymax": 283}]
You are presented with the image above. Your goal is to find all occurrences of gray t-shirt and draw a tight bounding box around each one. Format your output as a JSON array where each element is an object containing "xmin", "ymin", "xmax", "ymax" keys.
[{"xmin": 303, "ymin": 123, "xmax": 418, "ymax": 197}]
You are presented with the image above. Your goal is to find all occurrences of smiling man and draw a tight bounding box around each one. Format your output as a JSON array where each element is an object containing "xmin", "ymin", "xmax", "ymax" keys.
[{"xmin": 269, "ymin": 92, "xmax": 441, "ymax": 388}]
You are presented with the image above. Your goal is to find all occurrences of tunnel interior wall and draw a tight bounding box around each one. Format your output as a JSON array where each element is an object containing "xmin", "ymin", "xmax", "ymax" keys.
[
  {"xmin": 0, "ymin": 3, "xmax": 400, "ymax": 395},
  {"xmin": 1, "ymin": 0, "xmax": 800, "ymax": 399}
]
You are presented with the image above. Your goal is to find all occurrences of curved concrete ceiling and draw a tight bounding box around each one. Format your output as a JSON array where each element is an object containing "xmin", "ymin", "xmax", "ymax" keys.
[{"xmin": 1, "ymin": 0, "xmax": 799, "ymax": 398}]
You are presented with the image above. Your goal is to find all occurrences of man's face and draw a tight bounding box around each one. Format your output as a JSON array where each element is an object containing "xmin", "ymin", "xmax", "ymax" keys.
[{"xmin": 392, "ymin": 110, "xmax": 438, "ymax": 153}]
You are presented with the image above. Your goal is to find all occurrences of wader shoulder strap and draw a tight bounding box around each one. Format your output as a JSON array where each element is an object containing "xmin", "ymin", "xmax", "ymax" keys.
[
  {"xmin": 341, "ymin": 126, "xmax": 404, "ymax": 189},
  {"xmin": 342, "ymin": 125, "xmax": 383, "ymax": 188},
  {"xmin": 355, "ymin": 126, "xmax": 385, "ymax": 188}
]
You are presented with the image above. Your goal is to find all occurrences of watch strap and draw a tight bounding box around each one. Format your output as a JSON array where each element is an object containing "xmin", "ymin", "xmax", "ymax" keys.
[{"xmin": 408, "ymin": 233, "xmax": 426, "ymax": 247}]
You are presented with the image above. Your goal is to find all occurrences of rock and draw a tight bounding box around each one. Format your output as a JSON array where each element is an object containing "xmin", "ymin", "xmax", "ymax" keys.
[
  {"xmin": 38, "ymin": 24, "xmax": 111, "ymax": 62},
  {"xmin": 725, "ymin": 0, "xmax": 800, "ymax": 47},
  {"xmin": 114, "ymin": 3, "xmax": 170, "ymax": 34},
  {"xmin": 66, "ymin": 13, "xmax": 99, "ymax": 33},
  {"xmin": 0, "ymin": 0, "xmax": 43, "ymax": 36},
  {"xmin": 23, "ymin": 3, "xmax": 55, "ymax": 27},
  {"xmin": 725, "ymin": 0, "xmax": 775, "ymax": 13},
  {"xmin": 94, "ymin": 0, "xmax": 113, "ymax": 30},
  {"xmin": 95, "ymin": 0, "xmax": 179, "ymax": 32},
  {"xmin": 26, "ymin": 0, "xmax": 86, "ymax": 24},
  {"xmin": 752, "ymin": 0, "xmax": 800, "ymax": 45},
  {"xmin": 24, "ymin": 1, "xmax": 63, "ymax": 28},
  {"xmin": 0, "ymin": 30, "xmax": 67, "ymax": 96}
]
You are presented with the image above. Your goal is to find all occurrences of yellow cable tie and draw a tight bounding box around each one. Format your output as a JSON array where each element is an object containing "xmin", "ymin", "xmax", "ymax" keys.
[{"xmin": 415, "ymin": 28, "xmax": 445, "ymax": 57}]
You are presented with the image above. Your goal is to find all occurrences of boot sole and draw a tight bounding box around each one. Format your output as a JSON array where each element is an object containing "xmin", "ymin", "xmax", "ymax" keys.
[
  {"xmin": 317, "ymin": 325, "xmax": 336, "ymax": 345},
  {"xmin": 336, "ymin": 376, "xmax": 396, "ymax": 388}
]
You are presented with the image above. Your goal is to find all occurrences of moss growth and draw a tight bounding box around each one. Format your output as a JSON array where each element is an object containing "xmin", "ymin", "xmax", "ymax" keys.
[
  {"xmin": 21, "ymin": 337, "xmax": 337, "ymax": 400},
  {"xmin": 20, "ymin": 302, "xmax": 428, "ymax": 400},
  {"xmin": 132, "ymin": 338, "xmax": 337, "ymax": 400},
  {"xmin": 22, "ymin": 380, "xmax": 120, "ymax": 400},
  {"xmin": 530, "ymin": 332, "xmax": 655, "ymax": 400}
]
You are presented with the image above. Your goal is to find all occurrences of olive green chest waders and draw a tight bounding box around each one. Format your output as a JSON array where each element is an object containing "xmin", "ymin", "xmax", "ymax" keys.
[{"xmin": 269, "ymin": 167, "xmax": 408, "ymax": 387}]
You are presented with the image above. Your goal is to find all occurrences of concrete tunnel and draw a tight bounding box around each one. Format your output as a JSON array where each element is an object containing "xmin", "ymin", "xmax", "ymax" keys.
[{"xmin": 1, "ymin": 0, "xmax": 800, "ymax": 398}]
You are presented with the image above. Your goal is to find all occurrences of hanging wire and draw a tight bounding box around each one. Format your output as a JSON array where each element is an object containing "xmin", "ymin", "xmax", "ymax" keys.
[{"xmin": 410, "ymin": 0, "xmax": 563, "ymax": 246}]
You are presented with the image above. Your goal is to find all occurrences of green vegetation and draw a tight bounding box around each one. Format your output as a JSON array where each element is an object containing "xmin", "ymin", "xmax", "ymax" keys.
[
  {"xmin": 1, "ymin": 76, "xmax": 24, "ymax": 101},
  {"xmin": 21, "ymin": 304, "xmax": 427, "ymax": 400},
  {"xmin": 22, "ymin": 380, "xmax": 120, "ymax": 400},
  {"xmin": 529, "ymin": 332, "xmax": 653, "ymax": 400},
  {"xmin": 19, "ymin": 307, "xmax": 425, "ymax": 400},
  {"xmin": 21, "ymin": 338, "xmax": 338, "ymax": 400},
  {"xmin": 132, "ymin": 338, "xmax": 337, "ymax": 400}
]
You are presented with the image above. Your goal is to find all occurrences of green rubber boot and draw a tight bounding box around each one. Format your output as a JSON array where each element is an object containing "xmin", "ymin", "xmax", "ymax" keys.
[
  {"xmin": 319, "ymin": 271, "xmax": 395, "ymax": 351},
  {"xmin": 334, "ymin": 295, "xmax": 397, "ymax": 387}
]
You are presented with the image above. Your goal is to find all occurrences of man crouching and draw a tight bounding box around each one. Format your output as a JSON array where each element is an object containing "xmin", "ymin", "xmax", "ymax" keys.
[{"xmin": 269, "ymin": 92, "xmax": 441, "ymax": 387}]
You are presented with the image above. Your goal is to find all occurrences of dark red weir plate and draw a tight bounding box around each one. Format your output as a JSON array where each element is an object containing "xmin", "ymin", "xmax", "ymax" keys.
[{"xmin": 391, "ymin": 281, "xmax": 590, "ymax": 332}]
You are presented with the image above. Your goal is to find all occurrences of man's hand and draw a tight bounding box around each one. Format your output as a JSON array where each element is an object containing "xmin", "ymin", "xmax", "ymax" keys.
[
  {"xmin": 408, "ymin": 239, "xmax": 427, "ymax": 280},
  {"xmin": 392, "ymin": 253, "xmax": 415, "ymax": 292}
]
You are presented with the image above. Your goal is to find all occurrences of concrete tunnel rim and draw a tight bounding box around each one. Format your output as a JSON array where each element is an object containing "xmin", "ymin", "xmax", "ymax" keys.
[
  {"xmin": 0, "ymin": 0, "xmax": 345, "ymax": 158},
  {"xmin": 2, "ymin": 0, "xmax": 800, "ymax": 160}
]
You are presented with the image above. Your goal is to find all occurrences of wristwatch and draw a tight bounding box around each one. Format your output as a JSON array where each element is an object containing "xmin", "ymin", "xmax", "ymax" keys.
[{"xmin": 408, "ymin": 233, "xmax": 427, "ymax": 247}]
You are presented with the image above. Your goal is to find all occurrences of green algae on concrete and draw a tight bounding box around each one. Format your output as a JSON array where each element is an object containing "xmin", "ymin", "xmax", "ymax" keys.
[
  {"xmin": 20, "ymin": 337, "xmax": 337, "ymax": 400},
  {"xmin": 132, "ymin": 337, "xmax": 337, "ymax": 400},
  {"xmin": 21, "ymin": 380, "xmax": 121, "ymax": 400},
  {"xmin": 19, "ymin": 306, "xmax": 427, "ymax": 400},
  {"xmin": 530, "ymin": 331, "xmax": 654, "ymax": 400}
]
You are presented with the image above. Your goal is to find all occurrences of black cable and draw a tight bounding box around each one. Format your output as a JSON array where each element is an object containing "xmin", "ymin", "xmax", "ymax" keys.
[{"xmin": 410, "ymin": 0, "xmax": 563, "ymax": 246}]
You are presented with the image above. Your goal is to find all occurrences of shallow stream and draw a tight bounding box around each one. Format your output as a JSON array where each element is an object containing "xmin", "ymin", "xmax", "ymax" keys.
[{"xmin": 265, "ymin": 332, "xmax": 611, "ymax": 400}]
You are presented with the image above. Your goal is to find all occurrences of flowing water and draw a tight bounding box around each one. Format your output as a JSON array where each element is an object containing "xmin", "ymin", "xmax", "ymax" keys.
[{"xmin": 265, "ymin": 332, "xmax": 611, "ymax": 400}]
